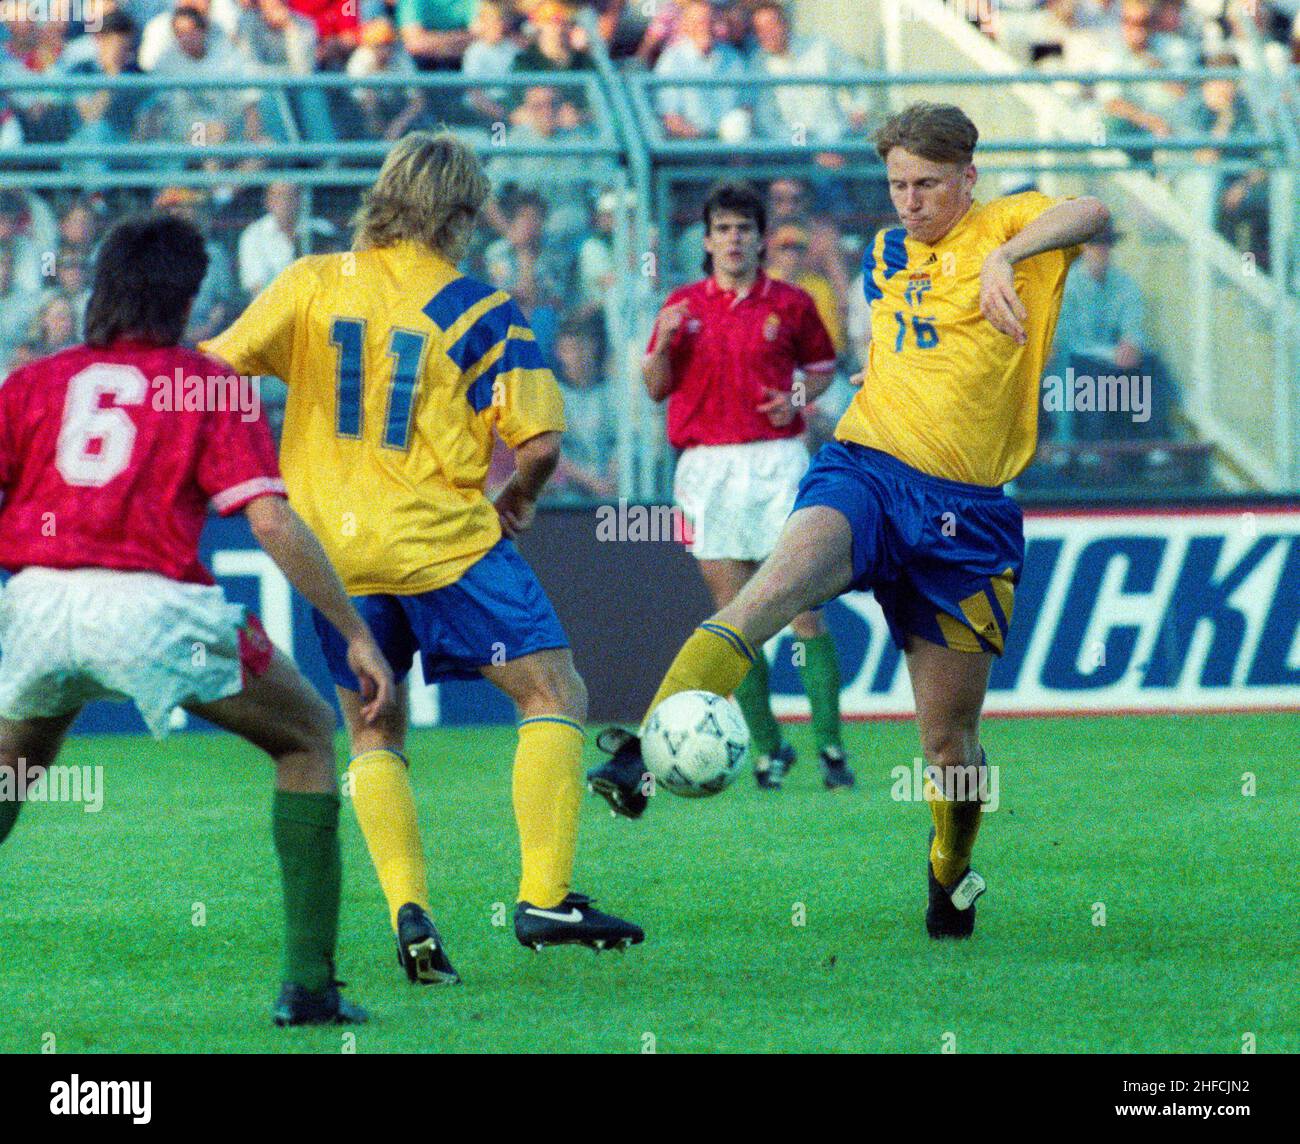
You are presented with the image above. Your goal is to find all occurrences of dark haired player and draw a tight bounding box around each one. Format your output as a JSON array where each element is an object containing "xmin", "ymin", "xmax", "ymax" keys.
[
  {"xmin": 590, "ymin": 104, "xmax": 1110, "ymax": 939},
  {"xmin": 604, "ymin": 179, "xmax": 854, "ymax": 796},
  {"xmin": 0, "ymin": 214, "xmax": 395, "ymax": 1023}
]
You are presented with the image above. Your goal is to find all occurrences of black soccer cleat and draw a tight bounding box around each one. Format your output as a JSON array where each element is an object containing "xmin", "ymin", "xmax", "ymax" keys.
[
  {"xmin": 514, "ymin": 892, "xmax": 645, "ymax": 953},
  {"xmin": 273, "ymin": 981, "xmax": 369, "ymax": 1027},
  {"xmin": 396, "ymin": 902, "xmax": 461, "ymax": 985},
  {"xmin": 819, "ymin": 745, "xmax": 856, "ymax": 791},
  {"xmin": 587, "ymin": 728, "xmax": 651, "ymax": 819},
  {"xmin": 925, "ymin": 828, "xmax": 986, "ymax": 940},
  {"xmin": 754, "ymin": 741, "xmax": 795, "ymax": 790}
]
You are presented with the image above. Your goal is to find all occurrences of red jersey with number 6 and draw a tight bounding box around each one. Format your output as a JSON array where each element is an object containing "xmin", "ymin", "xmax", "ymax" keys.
[
  {"xmin": 647, "ymin": 271, "xmax": 837, "ymax": 450},
  {"xmin": 0, "ymin": 341, "xmax": 286, "ymax": 585}
]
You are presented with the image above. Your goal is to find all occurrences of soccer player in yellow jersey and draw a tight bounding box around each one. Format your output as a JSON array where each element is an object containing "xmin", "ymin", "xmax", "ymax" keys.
[
  {"xmin": 204, "ymin": 133, "xmax": 643, "ymax": 982},
  {"xmin": 589, "ymin": 103, "xmax": 1110, "ymax": 939}
]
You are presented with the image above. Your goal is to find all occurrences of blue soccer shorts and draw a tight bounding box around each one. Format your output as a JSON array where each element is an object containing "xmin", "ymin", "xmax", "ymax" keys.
[
  {"xmin": 792, "ymin": 442, "xmax": 1024, "ymax": 655},
  {"xmin": 312, "ymin": 538, "xmax": 570, "ymax": 689}
]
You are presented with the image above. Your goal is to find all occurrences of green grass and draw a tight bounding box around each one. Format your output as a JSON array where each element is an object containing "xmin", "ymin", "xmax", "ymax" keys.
[{"xmin": 2, "ymin": 713, "xmax": 1296, "ymax": 1053}]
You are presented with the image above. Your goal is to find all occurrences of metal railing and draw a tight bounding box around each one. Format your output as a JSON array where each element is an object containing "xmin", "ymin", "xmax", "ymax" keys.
[{"xmin": 2, "ymin": 59, "xmax": 1296, "ymax": 494}]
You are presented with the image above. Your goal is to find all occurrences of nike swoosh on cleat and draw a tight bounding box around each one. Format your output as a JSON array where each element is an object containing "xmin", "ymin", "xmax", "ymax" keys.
[{"xmin": 524, "ymin": 907, "xmax": 584, "ymax": 923}]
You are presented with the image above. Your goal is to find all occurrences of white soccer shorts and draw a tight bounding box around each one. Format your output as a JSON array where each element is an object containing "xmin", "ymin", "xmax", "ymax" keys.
[
  {"xmin": 672, "ymin": 437, "xmax": 811, "ymax": 562},
  {"xmin": 0, "ymin": 567, "xmax": 251, "ymax": 739}
]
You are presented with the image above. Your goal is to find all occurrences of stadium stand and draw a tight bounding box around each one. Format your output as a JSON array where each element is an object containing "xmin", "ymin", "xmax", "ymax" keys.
[{"xmin": 0, "ymin": 0, "xmax": 1296, "ymax": 499}]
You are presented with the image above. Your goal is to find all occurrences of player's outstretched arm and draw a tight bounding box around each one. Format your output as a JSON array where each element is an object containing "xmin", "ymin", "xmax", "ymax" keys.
[
  {"xmin": 243, "ymin": 495, "xmax": 395, "ymax": 723},
  {"xmin": 495, "ymin": 431, "xmax": 561, "ymax": 538},
  {"xmin": 997, "ymin": 196, "xmax": 1111, "ymax": 265},
  {"xmin": 980, "ymin": 197, "xmax": 1111, "ymax": 344}
]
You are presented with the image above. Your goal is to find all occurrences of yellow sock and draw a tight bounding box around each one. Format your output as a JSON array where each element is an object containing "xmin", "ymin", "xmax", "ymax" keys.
[
  {"xmin": 644, "ymin": 622, "xmax": 759, "ymax": 726},
  {"xmin": 348, "ymin": 749, "xmax": 429, "ymax": 930},
  {"xmin": 513, "ymin": 716, "xmax": 584, "ymax": 908},
  {"xmin": 924, "ymin": 758, "xmax": 986, "ymax": 889}
]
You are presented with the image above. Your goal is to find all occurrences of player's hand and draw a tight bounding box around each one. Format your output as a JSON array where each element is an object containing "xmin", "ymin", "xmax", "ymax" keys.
[
  {"xmin": 494, "ymin": 477, "xmax": 537, "ymax": 538},
  {"xmin": 979, "ymin": 250, "xmax": 1028, "ymax": 345},
  {"xmin": 656, "ymin": 301, "xmax": 691, "ymax": 343},
  {"xmin": 346, "ymin": 635, "xmax": 396, "ymax": 726},
  {"xmin": 757, "ymin": 386, "xmax": 797, "ymax": 427}
]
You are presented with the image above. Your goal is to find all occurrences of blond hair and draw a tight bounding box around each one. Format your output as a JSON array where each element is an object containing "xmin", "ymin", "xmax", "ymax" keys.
[{"xmin": 352, "ymin": 131, "xmax": 491, "ymax": 261}]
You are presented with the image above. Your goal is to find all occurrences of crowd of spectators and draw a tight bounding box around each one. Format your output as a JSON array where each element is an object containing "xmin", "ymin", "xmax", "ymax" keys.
[
  {"xmin": 973, "ymin": 0, "xmax": 1292, "ymax": 273},
  {"xmin": 1, "ymin": 0, "xmax": 1276, "ymax": 496},
  {"xmin": 0, "ymin": 0, "xmax": 884, "ymax": 498},
  {"xmin": 0, "ymin": 2, "xmax": 883, "ymax": 153}
]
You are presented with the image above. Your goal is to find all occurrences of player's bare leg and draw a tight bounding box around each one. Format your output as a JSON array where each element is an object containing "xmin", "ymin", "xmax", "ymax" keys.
[
  {"xmin": 0, "ymin": 711, "xmax": 80, "ymax": 845},
  {"xmin": 338, "ymin": 679, "xmax": 409, "ymax": 755},
  {"xmin": 187, "ymin": 649, "xmax": 338, "ymax": 794},
  {"xmin": 185, "ymin": 650, "xmax": 367, "ymax": 1021},
  {"xmin": 696, "ymin": 557, "xmax": 758, "ymax": 608},
  {"xmin": 483, "ymin": 649, "xmax": 643, "ymax": 951},
  {"xmin": 715, "ymin": 506, "xmax": 855, "ymax": 649},
  {"xmin": 904, "ymin": 635, "xmax": 995, "ymax": 938}
]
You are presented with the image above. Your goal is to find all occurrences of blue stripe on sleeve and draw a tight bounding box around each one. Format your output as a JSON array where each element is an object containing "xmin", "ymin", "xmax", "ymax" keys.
[
  {"xmin": 446, "ymin": 303, "xmax": 507, "ymax": 372},
  {"xmin": 862, "ymin": 240, "xmax": 883, "ymax": 303},
  {"xmin": 446, "ymin": 297, "xmax": 528, "ymax": 373},
  {"xmin": 422, "ymin": 275, "xmax": 498, "ymax": 333},
  {"xmin": 882, "ymin": 227, "xmax": 908, "ymax": 279},
  {"xmin": 465, "ymin": 329, "xmax": 548, "ymax": 413}
]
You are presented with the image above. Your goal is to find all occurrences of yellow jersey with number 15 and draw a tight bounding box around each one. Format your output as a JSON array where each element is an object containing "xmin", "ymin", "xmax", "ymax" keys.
[
  {"xmin": 836, "ymin": 192, "xmax": 1081, "ymax": 487},
  {"xmin": 202, "ymin": 239, "xmax": 565, "ymax": 595}
]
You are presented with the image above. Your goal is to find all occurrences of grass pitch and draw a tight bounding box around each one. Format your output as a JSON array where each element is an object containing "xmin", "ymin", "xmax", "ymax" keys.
[{"xmin": 2, "ymin": 713, "xmax": 1295, "ymax": 1054}]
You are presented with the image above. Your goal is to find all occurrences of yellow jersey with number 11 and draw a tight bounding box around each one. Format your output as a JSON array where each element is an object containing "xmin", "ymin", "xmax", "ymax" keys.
[
  {"xmin": 202, "ymin": 240, "xmax": 565, "ymax": 596},
  {"xmin": 836, "ymin": 192, "xmax": 1081, "ymax": 487}
]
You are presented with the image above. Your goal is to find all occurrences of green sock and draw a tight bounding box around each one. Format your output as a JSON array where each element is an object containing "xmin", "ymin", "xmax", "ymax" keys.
[
  {"xmin": 796, "ymin": 633, "xmax": 843, "ymax": 753},
  {"xmin": 733, "ymin": 654, "xmax": 782, "ymax": 757},
  {"xmin": 0, "ymin": 796, "xmax": 19, "ymax": 845},
  {"xmin": 272, "ymin": 790, "xmax": 341, "ymax": 993}
]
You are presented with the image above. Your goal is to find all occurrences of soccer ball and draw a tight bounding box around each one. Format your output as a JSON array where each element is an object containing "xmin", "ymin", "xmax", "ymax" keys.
[{"xmin": 641, "ymin": 690, "xmax": 749, "ymax": 798}]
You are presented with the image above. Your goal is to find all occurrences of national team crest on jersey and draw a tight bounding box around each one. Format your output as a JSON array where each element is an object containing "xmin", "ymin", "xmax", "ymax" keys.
[
  {"xmin": 904, "ymin": 272, "xmax": 932, "ymax": 307},
  {"xmin": 763, "ymin": 313, "xmax": 781, "ymax": 342}
]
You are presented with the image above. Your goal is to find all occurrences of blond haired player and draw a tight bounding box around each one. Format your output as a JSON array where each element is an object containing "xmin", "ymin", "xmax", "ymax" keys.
[
  {"xmin": 589, "ymin": 103, "xmax": 1109, "ymax": 939},
  {"xmin": 205, "ymin": 134, "xmax": 642, "ymax": 982}
]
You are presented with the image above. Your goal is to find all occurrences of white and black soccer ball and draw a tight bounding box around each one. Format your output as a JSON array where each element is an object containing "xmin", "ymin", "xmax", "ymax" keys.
[{"xmin": 641, "ymin": 690, "xmax": 749, "ymax": 798}]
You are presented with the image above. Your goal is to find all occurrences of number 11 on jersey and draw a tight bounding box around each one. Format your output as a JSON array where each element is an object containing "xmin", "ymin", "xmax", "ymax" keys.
[{"xmin": 330, "ymin": 317, "xmax": 429, "ymax": 451}]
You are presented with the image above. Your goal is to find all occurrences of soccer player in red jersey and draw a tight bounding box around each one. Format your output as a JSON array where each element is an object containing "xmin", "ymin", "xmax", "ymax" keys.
[
  {"xmin": 0, "ymin": 214, "xmax": 396, "ymax": 1026},
  {"xmin": 620, "ymin": 180, "xmax": 855, "ymax": 794}
]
